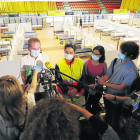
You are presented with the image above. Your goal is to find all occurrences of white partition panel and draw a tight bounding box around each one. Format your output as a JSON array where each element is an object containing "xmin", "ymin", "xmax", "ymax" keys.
[
  {"xmin": 66, "ymin": 23, "xmax": 116, "ymax": 51},
  {"xmin": 9, "ymin": 23, "xmax": 28, "ymax": 60},
  {"xmin": 128, "ymin": 18, "xmax": 140, "ymax": 26},
  {"xmin": 0, "ymin": 60, "xmax": 23, "ymax": 84},
  {"xmin": 94, "ymin": 19, "xmax": 140, "ymax": 40},
  {"xmin": 8, "ymin": 23, "xmax": 17, "ymax": 32},
  {"xmin": 112, "ymin": 14, "xmax": 129, "ymax": 20},
  {"xmin": 20, "ymin": 22, "xmax": 32, "ymax": 31},
  {"xmin": 54, "ymin": 21, "xmax": 64, "ymax": 31},
  {"xmin": 105, "ymin": 50, "xmax": 119, "ymax": 67}
]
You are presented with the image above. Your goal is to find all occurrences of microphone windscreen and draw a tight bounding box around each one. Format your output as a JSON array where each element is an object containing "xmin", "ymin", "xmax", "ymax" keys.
[
  {"xmin": 26, "ymin": 69, "xmax": 33, "ymax": 78},
  {"xmin": 36, "ymin": 60, "xmax": 43, "ymax": 67},
  {"xmin": 45, "ymin": 61, "xmax": 53, "ymax": 69}
]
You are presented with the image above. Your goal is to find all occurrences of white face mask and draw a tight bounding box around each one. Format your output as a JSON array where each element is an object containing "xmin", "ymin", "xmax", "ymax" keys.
[{"xmin": 64, "ymin": 53, "xmax": 74, "ymax": 60}]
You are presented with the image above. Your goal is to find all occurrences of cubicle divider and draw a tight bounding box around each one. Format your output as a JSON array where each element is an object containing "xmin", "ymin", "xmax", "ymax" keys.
[
  {"xmin": 0, "ymin": 60, "xmax": 23, "ymax": 84},
  {"xmin": 0, "ymin": 13, "xmax": 140, "ymax": 29},
  {"xmin": 94, "ymin": 19, "xmax": 140, "ymax": 41},
  {"xmin": 1, "ymin": 16, "xmax": 43, "ymax": 27},
  {"xmin": 128, "ymin": 18, "xmax": 140, "ymax": 26},
  {"xmin": 64, "ymin": 23, "xmax": 116, "ymax": 51},
  {"xmin": 8, "ymin": 23, "xmax": 32, "ymax": 61},
  {"xmin": 8, "ymin": 23, "xmax": 21, "ymax": 61}
]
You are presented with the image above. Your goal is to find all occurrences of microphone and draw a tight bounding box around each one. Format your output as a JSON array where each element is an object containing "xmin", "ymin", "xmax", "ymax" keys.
[
  {"xmin": 45, "ymin": 61, "xmax": 104, "ymax": 95},
  {"xmin": 36, "ymin": 60, "xmax": 43, "ymax": 67},
  {"xmin": 26, "ymin": 69, "xmax": 33, "ymax": 84},
  {"xmin": 45, "ymin": 61, "xmax": 55, "ymax": 75}
]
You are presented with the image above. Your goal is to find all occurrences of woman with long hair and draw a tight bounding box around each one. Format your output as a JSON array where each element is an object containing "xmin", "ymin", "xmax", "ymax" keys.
[
  {"xmin": 0, "ymin": 69, "xmax": 40, "ymax": 140},
  {"xmin": 21, "ymin": 98, "xmax": 79, "ymax": 140},
  {"xmin": 84, "ymin": 45, "xmax": 107, "ymax": 114}
]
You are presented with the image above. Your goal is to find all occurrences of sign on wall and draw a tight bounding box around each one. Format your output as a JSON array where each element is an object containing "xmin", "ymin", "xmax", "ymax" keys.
[
  {"xmin": 113, "ymin": 9, "xmax": 127, "ymax": 14},
  {"xmin": 48, "ymin": 11, "xmax": 65, "ymax": 16}
]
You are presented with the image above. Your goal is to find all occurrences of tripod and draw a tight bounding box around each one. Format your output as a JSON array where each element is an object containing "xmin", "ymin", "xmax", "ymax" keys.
[{"xmin": 43, "ymin": 79, "xmax": 58, "ymax": 98}]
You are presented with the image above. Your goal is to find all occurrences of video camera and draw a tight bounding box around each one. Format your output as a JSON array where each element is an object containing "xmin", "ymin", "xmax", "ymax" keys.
[
  {"xmin": 40, "ymin": 70, "xmax": 53, "ymax": 85},
  {"xmin": 26, "ymin": 66, "xmax": 53, "ymax": 86},
  {"xmin": 26, "ymin": 66, "xmax": 58, "ymax": 100},
  {"xmin": 122, "ymin": 92, "xmax": 140, "ymax": 119}
]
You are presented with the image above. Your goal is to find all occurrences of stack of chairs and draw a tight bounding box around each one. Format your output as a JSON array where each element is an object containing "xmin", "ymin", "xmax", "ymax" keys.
[
  {"xmin": 69, "ymin": 1, "xmax": 101, "ymax": 13},
  {"xmin": 102, "ymin": 0, "xmax": 122, "ymax": 13},
  {"xmin": 56, "ymin": 2, "xmax": 65, "ymax": 11}
]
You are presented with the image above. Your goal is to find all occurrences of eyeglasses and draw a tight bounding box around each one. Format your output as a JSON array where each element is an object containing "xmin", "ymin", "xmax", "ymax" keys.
[
  {"xmin": 93, "ymin": 52, "xmax": 100, "ymax": 56},
  {"xmin": 0, "ymin": 78, "xmax": 14, "ymax": 84}
]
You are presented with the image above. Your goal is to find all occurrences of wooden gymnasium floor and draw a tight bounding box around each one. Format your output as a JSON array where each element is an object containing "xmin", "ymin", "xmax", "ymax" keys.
[{"xmin": 36, "ymin": 27, "xmax": 65, "ymax": 67}]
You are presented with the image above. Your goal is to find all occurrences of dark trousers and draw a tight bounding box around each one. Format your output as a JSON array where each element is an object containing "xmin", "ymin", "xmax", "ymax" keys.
[
  {"xmin": 104, "ymin": 97, "xmax": 122, "ymax": 135},
  {"xmin": 85, "ymin": 90, "xmax": 102, "ymax": 115}
]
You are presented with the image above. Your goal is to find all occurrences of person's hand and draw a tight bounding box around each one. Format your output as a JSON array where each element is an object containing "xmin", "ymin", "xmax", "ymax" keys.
[
  {"xmin": 89, "ymin": 84, "xmax": 95, "ymax": 87},
  {"xmin": 34, "ymin": 69, "xmax": 41, "ymax": 83},
  {"xmin": 22, "ymin": 83, "xmax": 29, "ymax": 93},
  {"xmin": 88, "ymin": 84, "xmax": 97, "ymax": 95},
  {"xmin": 89, "ymin": 83, "xmax": 98, "ymax": 87},
  {"xmin": 68, "ymin": 89, "xmax": 77, "ymax": 98},
  {"xmin": 56, "ymin": 93, "xmax": 63, "ymax": 99},
  {"xmin": 34, "ymin": 69, "xmax": 41, "ymax": 75},
  {"xmin": 103, "ymin": 93, "xmax": 115, "ymax": 100},
  {"xmin": 37, "ymin": 78, "xmax": 40, "ymax": 83},
  {"xmin": 89, "ymin": 90, "xmax": 97, "ymax": 95},
  {"xmin": 97, "ymin": 77, "xmax": 105, "ymax": 85}
]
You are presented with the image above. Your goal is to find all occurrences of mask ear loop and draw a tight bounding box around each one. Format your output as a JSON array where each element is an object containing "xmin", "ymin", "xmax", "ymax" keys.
[{"xmin": 122, "ymin": 52, "xmax": 127, "ymax": 60}]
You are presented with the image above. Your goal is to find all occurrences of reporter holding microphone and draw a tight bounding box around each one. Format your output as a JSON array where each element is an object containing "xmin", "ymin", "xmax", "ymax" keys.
[{"xmin": 0, "ymin": 68, "xmax": 41, "ymax": 140}]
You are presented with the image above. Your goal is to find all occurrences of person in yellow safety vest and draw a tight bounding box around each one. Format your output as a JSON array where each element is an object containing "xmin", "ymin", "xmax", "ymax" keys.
[{"xmin": 55, "ymin": 43, "xmax": 86, "ymax": 117}]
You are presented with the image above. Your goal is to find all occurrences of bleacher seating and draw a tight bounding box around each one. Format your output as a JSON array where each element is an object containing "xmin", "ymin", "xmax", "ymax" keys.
[
  {"xmin": 69, "ymin": 1, "xmax": 101, "ymax": 13},
  {"xmin": 56, "ymin": 0, "xmax": 121, "ymax": 14},
  {"xmin": 102, "ymin": 0, "xmax": 122, "ymax": 13},
  {"xmin": 56, "ymin": 2, "xmax": 65, "ymax": 10}
]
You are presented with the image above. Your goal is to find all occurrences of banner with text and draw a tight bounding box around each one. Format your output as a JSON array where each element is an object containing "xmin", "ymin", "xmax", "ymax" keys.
[
  {"xmin": 113, "ymin": 9, "xmax": 127, "ymax": 14},
  {"xmin": 48, "ymin": 11, "xmax": 65, "ymax": 16}
]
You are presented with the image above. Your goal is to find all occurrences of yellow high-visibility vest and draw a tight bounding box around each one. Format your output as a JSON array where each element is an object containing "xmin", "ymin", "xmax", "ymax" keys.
[{"xmin": 57, "ymin": 58, "xmax": 84, "ymax": 83}]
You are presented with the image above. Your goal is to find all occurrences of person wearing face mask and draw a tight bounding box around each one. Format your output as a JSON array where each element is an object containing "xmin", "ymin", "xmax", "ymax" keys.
[
  {"xmin": 84, "ymin": 46, "xmax": 107, "ymax": 114},
  {"xmin": 20, "ymin": 37, "xmax": 50, "ymax": 92},
  {"xmin": 55, "ymin": 43, "xmax": 85, "ymax": 117},
  {"xmin": 97, "ymin": 41, "xmax": 139, "ymax": 135}
]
